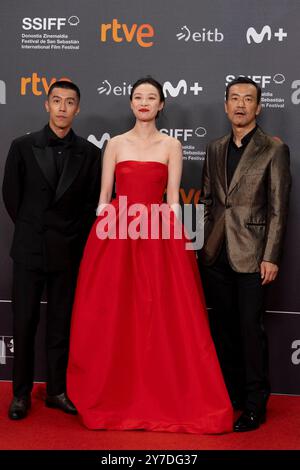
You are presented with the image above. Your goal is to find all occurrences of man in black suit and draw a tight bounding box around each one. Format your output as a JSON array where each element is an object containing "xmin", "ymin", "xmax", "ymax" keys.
[{"xmin": 2, "ymin": 80, "xmax": 101, "ymax": 420}]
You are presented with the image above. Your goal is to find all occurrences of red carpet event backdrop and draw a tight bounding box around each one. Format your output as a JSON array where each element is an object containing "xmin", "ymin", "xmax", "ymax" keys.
[{"xmin": 0, "ymin": 0, "xmax": 299, "ymax": 393}]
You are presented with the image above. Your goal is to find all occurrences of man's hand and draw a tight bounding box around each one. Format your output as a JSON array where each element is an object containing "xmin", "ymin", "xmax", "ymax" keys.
[{"xmin": 260, "ymin": 261, "xmax": 279, "ymax": 285}]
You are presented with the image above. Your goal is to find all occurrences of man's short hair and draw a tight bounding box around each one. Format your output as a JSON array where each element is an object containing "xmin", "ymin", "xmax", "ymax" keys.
[
  {"xmin": 225, "ymin": 76, "xmax": 261, "ymax": 104},
  {"xmin": 47, "ymin": 80, "xmax": 80, "ymax": 101}
]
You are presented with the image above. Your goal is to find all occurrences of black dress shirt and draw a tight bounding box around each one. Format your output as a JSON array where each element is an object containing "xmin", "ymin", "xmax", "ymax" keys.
[
  {"xmin": 227, "ymin": 125, "xmax": 258, "ymax": 187},
  {"xmin": 46, "ymin": 125, "xmax": 74, "ymax": 184}
]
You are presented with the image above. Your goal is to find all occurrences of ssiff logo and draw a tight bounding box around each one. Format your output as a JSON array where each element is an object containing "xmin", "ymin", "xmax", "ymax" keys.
[
  {"xmin": 226, "ymin": 74, "xmax": 285, "ymax": 89},
  {"xmin": 160, "ymin": 128, "xmax": 207, "ymax": 141},
  {"xmin": 0, "ymin": 80, "xmax": 6, "ymax": 104},
  {"xmin": 246, "ymin": 25, "xmax": 287, "ymax": 44},
  {"xmin": 100, "ymin": 19, "xmax": 154, "ymax": 47},
  {"xmin": 22, "ymin": 16, "xmax": 80, "ymax": 30}
]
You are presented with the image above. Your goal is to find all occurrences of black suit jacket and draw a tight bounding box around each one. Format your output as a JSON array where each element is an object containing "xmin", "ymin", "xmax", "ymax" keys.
[{"xmin": 2, "ymin": 126, "xmax": 101, "ymax": 271}]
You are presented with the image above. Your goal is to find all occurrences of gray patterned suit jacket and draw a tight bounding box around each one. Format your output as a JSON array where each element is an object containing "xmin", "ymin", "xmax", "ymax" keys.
[{"xmin": 200, "ymin": 127, "xmax": 291, "ymax": 272}]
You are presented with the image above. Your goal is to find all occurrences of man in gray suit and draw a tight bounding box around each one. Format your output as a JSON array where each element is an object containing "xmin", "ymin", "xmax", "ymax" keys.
[{"xmin": 200, "ymin": 76, "xmax": 291, "ymax": 432}]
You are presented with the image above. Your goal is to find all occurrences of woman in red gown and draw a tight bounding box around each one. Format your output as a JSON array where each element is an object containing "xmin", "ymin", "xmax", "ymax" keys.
[{"xmin": 67, "ymin": 77, "xmax": 233, "ymax": 434}]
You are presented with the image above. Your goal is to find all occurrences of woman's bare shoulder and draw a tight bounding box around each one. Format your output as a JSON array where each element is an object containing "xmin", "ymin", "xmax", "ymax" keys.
[
  {"xmin": 160, "ymin": 133, "xmax": 182, "ymax": 151},
  {"xmin": 107, "ymin": 132, "xmax": 132, "ymax": 148}
]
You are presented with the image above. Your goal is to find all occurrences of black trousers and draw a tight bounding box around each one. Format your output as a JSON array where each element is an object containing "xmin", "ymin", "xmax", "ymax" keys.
[
  {"xmin": 12, "ymin": 262, "xmax": 78, "ymax": 397},
  {"xmin": 201, "ymin": 244, "xmax": 270, "ymax": 412}
]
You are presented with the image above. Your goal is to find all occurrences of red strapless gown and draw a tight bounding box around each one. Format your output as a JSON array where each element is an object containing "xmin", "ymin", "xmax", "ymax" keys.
[{"xmin": 67, "ymin": 161, "xmax": 233, "ymax": 434}]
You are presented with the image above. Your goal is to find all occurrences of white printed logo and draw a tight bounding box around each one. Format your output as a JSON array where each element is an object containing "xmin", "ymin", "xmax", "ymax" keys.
[
  {"xmin": 273, "ymin": 73, "xmax": 285, "ymax": 84},
  {"xmin": 226, "ymin": 74, "xmax": 285, "ymax": 89},
  {"xmin": 97, "ymin": 80, "xmax": 132, "ymax": 96},
  {"xmin": 291, "ymin": 340, "xmax": 300, "ymax": 365},
  {"xmin": 177, "ymin": 25, "xmax": 191, "ymax": 41},
  {"xmin": 291, "ymin": 80, "xmax": 300, "ymax": 105},
  {"xmin": 176, "ymin": 25, "xmax": 224, "ymax": 42},
  {"xmin": 97, "ymin": 79, "xmax": 203, "ymax": 97},
  {"xmin": 163, "ymin": 80, "xmax": 203, "ymax": 97},
  {"xmin": 163, "ymin": 79, "xmax": 187, "ymax": 96},
  {"xmin": 0, "ymin": 336, "xmax": 14, "ymax": 364},
  {"xmin": 0, "ymin": 80, "xmax": 6, "ymax": 104},
  {"xmin": 160, "ymin": 127, "xmax": 207, "ymax": 141},
  {"xmin": 88, "ymin": 133, "xmax": 111, "ymax": 149},
  {"xmin": 246, "ymin": 25, "xmax": 287, "ymax": 44},
  {"xmin": 68, "ymin": 16, "xmax": 80, "ymax": 26},
  {"xmin": 195, "ymin": 127, "xmax": 207, "ymax": 137},
  {"xmin": 22, "ymin": 16, "xmax": 80, "ymax": 31}
]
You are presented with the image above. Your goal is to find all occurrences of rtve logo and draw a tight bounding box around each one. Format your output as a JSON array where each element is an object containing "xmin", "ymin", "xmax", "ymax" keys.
[
  {"xmin": 180, "ymin": 188, "xmax": 200, "ymax": 205},
  {"xmin": 100, "ymin": 19, "xmax": 154, "ymax": 47},
  {"xmin": 20, "ymin": 73, "xmax": 71, "ymax": 96},
  {"xmin": 22, "ymin": 16, "xmax": 80, "ymax": 30},
  {"xmin": 246, "ymin": 25, "xmax": 287, "ymax": 44}
]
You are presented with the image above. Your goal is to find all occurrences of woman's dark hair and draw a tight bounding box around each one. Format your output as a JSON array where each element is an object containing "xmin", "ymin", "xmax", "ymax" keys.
[
  {"xmin": 130, "ymin": 77, "xmax": 165, "ymax": 104},
  {"xmin": 47, "ymin": 80, "xmax": 81, "ymax": 101}
]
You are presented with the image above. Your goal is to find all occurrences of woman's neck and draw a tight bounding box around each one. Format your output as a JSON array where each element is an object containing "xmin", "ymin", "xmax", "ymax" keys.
[{"xmin": 131, "ymin": 121, "xmax": 159, "ymax": 140}]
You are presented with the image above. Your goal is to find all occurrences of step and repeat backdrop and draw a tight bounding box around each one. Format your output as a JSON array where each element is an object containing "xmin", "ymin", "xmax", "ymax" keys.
[{"xmin": 0, "ymin": 0, "xmax": 299, "ymax": 393}]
